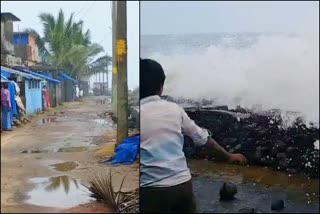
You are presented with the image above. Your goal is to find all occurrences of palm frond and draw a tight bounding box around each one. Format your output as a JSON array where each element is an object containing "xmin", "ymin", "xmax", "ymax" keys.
[
  {"xmin": 86, "ymin": 170, "xmax": 139, "ymax": 213},
  {"xmin": 38, "ymin": 9, "xmax": 105, "ymax": 78}
]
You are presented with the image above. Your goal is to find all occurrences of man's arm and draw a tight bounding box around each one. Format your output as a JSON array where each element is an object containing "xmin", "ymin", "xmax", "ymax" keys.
[
  {"xmin": 181, "ymin": 107, "xmax": 247, "ymax": 165},
  {"xmin": 206, "ymin": 137, "xmax": 247, "ymax": 165}
]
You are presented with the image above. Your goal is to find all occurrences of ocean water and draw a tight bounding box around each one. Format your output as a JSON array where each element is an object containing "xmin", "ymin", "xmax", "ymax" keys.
[{"xmin": 141, "ymin": 33, "xmax": 319, "ymax": 124}]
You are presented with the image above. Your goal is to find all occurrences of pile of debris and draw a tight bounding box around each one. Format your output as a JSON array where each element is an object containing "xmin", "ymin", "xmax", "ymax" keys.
[{"xmin": 162, "ymin": 96, "xmax": 319, "ymax": 178}]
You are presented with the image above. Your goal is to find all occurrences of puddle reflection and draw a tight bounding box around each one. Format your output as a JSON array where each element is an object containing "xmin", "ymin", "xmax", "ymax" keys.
[
  {"xmin": 26, "ymin": 176, "xmax": 92, "ymax": 208},
  {"xmin": 38, "ymin": 118, "xmax": 57, "ymax": 125},
  {"xmin": 51, "ymin": 162, "xmax": 79, "ymax": 172}
]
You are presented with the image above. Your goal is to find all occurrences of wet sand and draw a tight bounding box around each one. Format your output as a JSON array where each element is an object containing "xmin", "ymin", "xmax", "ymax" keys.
[{"xmin": 1, "ymin": 97, "xmax": 139, "ymax": 213}]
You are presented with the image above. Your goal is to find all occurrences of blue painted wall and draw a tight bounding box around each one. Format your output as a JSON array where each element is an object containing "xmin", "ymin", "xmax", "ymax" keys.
[
  {"xmin": 25, "ymin": 80, "xmax": 43, "ymax": 115},
  {"xmin": 13, "ymin": 33, "xmax": 29, "ymax": 45}
]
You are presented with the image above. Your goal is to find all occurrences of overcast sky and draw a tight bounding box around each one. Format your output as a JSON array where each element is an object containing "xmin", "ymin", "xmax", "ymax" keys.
[
  {"xmin": 141, "ymin": 1, "xmax": 319, "ymax": 35},
  {"xmin": 1, "ymin": 1, "xmax": 139, "ymax": 89}
]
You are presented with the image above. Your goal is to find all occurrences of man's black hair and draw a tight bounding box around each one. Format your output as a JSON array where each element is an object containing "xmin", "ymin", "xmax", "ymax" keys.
[
  {"xmin": 140, "ymin": 58, "xmax": 166, "ymax": 99},
  {"xmin": 8, "ymin": 74, "xmax": 17, "ymax": 82}
]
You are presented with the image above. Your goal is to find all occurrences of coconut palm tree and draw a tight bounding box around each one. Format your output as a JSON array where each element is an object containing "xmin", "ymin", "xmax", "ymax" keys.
[
  {"xmin": 89, "ymin": 54, "xmax": 112, "ymax": 94},
  {"xmin": 25, "ymin": 9, "xmax": 103, "ymax": 78}
]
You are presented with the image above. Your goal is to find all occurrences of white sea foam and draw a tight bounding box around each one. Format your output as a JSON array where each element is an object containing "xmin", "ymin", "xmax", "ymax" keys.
[{"xmin": 146, "ymin": 33, "xmax": 319, "ymax": 125}]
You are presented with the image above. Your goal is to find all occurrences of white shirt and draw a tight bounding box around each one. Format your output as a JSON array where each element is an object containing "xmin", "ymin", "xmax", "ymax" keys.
[
  {"xmin": 140, "ymin": 95, "xmax": 209, "ymax": 187},
  {"xmin": 75, "ymin": 86, "xmax": 80, "ymax": 97},
  {"xmin": 13, "ymin": 82, "xmax": 20, "ymax": 96}
]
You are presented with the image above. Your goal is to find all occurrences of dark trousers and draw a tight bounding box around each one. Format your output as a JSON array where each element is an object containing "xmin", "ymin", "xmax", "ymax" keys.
[{"xmin": 140, "ymin": 179, "xmax": 196, "ymax": 213}]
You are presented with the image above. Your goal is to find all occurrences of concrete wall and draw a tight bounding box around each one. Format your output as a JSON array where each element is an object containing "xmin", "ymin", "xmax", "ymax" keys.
[
  {"xmin": 1, "ymin": 20, "xmax": 17, "ymax": 63},
  {"xmin": 28, "ymin": 35, "xmax": 39, "ymax": 63},
  {"xmin": 25, "ymin": 80, "xmax": 42, "ymax": 115},
  {"xmin": 13, "ymin": 34, "xmax": 39, "ymax": 65}
]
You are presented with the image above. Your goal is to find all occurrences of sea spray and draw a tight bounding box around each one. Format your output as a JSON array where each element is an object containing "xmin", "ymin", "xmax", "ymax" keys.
[{"xmin": 142, "ymin": 33, "xmax": 319, "ymax": 125}]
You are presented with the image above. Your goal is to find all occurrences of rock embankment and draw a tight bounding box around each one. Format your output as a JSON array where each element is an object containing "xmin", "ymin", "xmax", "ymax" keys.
[{"xmin": 161, "ymin": 96, "xmax": 319, "ymax": 179}]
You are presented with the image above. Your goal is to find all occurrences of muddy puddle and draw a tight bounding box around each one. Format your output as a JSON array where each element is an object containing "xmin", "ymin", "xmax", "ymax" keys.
[
  {"xmin": 25, "ymin": 176, "xmax": 93, "ymax": 209},
  {"xmin": 51, "ymin": 161, "xmax": 79, "ymax": 172},
  {"xmin": 44, "ymin": 137, "xmax": 97, "ymax": 153},
  {"xmin": 21, "ymin": 146, "xmax": 93, "ymax": 154},
  {"xmin": 56, "ymin": 147, "xmax": 92, "ymax": 152},
  {"xmin": 190, "ymin": 160, "xmax": 319, "ymax": 213},
  {"xmin": 40, "ymin": 160, "xmax": 79, "ymax": 172},
  {"xmin": 37, "ymin": 118, "xmax": 57, "ymax": 125}
]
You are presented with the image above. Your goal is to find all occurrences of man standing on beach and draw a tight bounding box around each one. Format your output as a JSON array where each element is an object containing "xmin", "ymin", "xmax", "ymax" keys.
[{"xmin": 140, "ymin": 58, "xmax": 247, "ymax": 213}]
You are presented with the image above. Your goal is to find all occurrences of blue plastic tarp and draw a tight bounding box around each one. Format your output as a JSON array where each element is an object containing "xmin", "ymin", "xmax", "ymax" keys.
[
  {"xmin": 1, "ymin": 74, "xmax": 9, "ymax": 82},
  {"xmin": 59, "ymin": 72, "xmax": 78, "ymax": 84},
  {"xmin": 102, "ymin": 135, "xmax": 140, "ymax": 165},
  {"xmin": 1, "ymin": 66, "xmax": 41, "ymax": 80},
  {"xmin": 1, "ymin": 70, "xmax": 10, "ymax": 78},
  {"xmin": 8, "ymin": 81, "xmax": 18, "ymax": 118},
  {"xmin": 13, "ymin": 66, "xmax": 60, "ymax": 84}
]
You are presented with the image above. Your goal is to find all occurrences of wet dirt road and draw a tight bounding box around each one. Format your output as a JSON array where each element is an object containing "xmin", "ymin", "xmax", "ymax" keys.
[{"xmin": 1, "ymin": 97, "xmax": 139, "ymax": 213}]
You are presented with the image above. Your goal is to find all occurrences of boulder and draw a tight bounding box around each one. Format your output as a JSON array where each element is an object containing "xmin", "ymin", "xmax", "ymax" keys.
[
  {"xmin": 238, "ymin": 208, "xmax": 263, "ymax": 213},
  {"xmin": 271, "ymin": 199, "xmax": 284, "ymax": 211},
  {"xmin": 219, "ymin": 182, "xmax": 238, "ymax": 201}
]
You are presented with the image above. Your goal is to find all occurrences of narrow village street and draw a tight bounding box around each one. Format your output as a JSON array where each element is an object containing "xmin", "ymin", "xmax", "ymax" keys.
[{"xmin": 1, "ymin": 97, "xmax": 139, "ymax": 213}]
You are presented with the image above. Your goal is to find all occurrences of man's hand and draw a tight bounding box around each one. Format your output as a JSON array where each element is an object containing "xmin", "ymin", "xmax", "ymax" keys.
[
  {"xmin": 228, "ymin": 153, "xmax": 247, "ymax": 165},
  {"xmin": 206, "ymin": 138, "xmax": 247, "ymax": 165}
]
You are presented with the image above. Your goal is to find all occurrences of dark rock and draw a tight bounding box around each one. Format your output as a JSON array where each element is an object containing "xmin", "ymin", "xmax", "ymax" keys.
[
  {"xmin": 212, "ymin": 105, "xmax": 229, "ymax": 111},
  {"xmin": 238, "ymin": 208, "xmax": 255, "ymax": 213},
  {"xmin": 21, "ymin": 150, "xmax": 28, "ymax": 154},
  {"xmin": 276, "ymin": 153, "xmax": 287, "ymax": 160},
  {"xmin": 275, "ymin": 140, "xmax": 287, "ymax": 152},
  {"xmin": 236, "ymin": 106, "xmax": 248, "ymax": 113},
  {"xmin": 238, "ymin": 208, "xmax": 263, "ymax": 213},
  {"xmin": 254, "ymin": 146, "xmax": 269, "ymax": 161},
  {"xmin": 287, "ymin": 168, "xmax": 298, "ymax": 174},
  {"xmin": 221, "ymin": 137, "xmax": 238, "ymax": 147},
  {"xmin": 286, "ymin": 146, "xmax": 297, "ymax": 156},
  {"xmin": 219, "ymin": 182, "xmax": 237, "ymax": 201},
  {"xmin": 243, "ymin": 123, "xmax": 258, "ymax": 130},
  {"xmin": 234, "ymin": 144, "xmax": 242, "ymax": 151},
  {"xmin": 257, "ymin": 128, "xmax": 269, "ymax": 136},
  {"xmin": 271, "ymin": 199, "xmax": 284, "ymax": 210},
  {"xmin": 278, "ymin": 161, "xmax": 288, "ymax": 170},
  {"xmin": 183, "ymin": 104, "xmax": 320, "ymax": 179}
]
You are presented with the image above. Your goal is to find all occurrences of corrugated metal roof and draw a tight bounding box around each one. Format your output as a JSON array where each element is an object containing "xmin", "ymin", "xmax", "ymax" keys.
[
  {"xmin": 13, "ymin": 66, "xmax": 61, "ymax": 84},
  {"xmin": 1, "ymin": 66, "xmax": 42, "ymax": 80}
]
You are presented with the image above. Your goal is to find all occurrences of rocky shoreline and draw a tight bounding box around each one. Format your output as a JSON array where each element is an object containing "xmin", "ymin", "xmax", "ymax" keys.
[{"xmin": 162, "ymin": 96, "xmax": 319, "ymax": 179}]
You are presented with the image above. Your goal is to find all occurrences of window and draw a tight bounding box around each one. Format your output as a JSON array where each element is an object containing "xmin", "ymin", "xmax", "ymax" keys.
[{"xmin": 28, "ymin": 80, "xmax": 40, "ymax": 89}]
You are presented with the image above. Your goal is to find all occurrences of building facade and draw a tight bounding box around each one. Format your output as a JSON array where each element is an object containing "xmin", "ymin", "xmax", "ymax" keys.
[
  {"xmin": 13, "ymin": 32, "xmax": 40, "ymax": 66},
  {"xmin": 0, "ymin": 13, "xmax": 22, "ymax": 66}
]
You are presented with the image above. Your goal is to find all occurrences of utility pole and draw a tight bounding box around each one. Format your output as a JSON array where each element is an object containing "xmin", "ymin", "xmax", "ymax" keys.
[
  {"xmin": 111, "ymin": 1, "xmax": 117, "ymax": 115},
  {"xmin": 106, "ymin": 68, "xmax": 109, "ymax": 95},
  {"xmin": 115, "ymin": 1, "xmax": 128, "ymax": 145}
]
